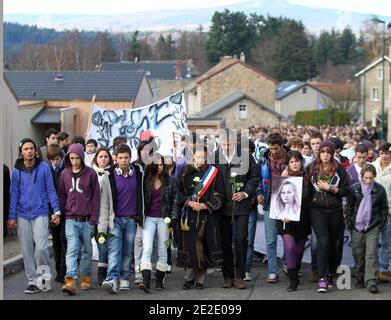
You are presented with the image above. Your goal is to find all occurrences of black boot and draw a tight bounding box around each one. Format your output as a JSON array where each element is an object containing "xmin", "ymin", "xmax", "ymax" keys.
[
  {"xmin": 287, "ymin": 268, "xmax": 299, "ymax": 292},
  {"xmin": 98, "ymin": 267, "xmax": 107, "ymax": 286},
  {"xmin": 155, "ymin": 270, "xmax": 166, "ymax": 290},
  {"xmin": 139, "ymin": 270, "xmax": 151, "ymax": 293}
]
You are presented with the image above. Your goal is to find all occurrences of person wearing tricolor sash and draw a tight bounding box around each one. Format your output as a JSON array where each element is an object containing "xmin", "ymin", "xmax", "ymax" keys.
[{"xmin": 172, "ymin": 144, "xmax": 225, "ymax": 290}]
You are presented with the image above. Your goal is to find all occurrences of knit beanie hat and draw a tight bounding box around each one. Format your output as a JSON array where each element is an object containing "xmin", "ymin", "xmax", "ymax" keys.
[
  {"xmin": 319, "ymin": 140, "xmax": 335, "ymax": 153},
  {"xmin": 19, "ymin": 138, "xmax": 37, "ymax": 154}
]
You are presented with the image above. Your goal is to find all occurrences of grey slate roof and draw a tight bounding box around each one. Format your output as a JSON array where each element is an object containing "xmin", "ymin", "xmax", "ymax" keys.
[
  {"xmin": 31, "ymin": 107, "xmax": 61, "ymax": 124},
  {"xmin": 276, "ymin": 81, "xmax": 306, "ymax": 100},
  {"xmin": 4, "ymin": 71, "xmax": 146, "ymax": 101},
  {"xmin": 197, "ymin": 90, "xmax": 284, "ymax": 119},
  {"xmin": 100, "ymin": 61, "xmax": 196, "ymax": 80}
]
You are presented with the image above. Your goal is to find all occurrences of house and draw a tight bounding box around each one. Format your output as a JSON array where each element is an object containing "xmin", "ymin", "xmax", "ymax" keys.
[
  {"xmin": 185, "ymin": 55, "xmax": 280, "ymax": 130},
  {"xmin": 191, "ymin": 90, "xmax": 283, "ymax": 131},
  {"xmin": 3, "ymin": 70, "xmax": 153, "ymax": 166},
  {"xmin": 100, "ymin": 60, "xmax": 200, "ymax": 100},
  {"xmin": 275, "ymin": 81, "xmax": 338, "ymax": 120},
  {"xmin": 354, "ymin": 55, "xmax": 391, "ymax": 125}
]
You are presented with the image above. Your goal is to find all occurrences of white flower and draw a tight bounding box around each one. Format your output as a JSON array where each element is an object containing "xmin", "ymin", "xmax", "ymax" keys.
[
  {"xmin": 98, "ymin": 236, "xmax": 106, "ymax": 245},
  {"xmin": 230, "ymin": 172, "xmax": 237, "ymax": 178},
  {"xmin": 164, "ymin": 217, "xmax": 171, "ymax": 225},
  {"xmin": 193, "ymin": 177, "xmax": 201, "ymax": 183}
]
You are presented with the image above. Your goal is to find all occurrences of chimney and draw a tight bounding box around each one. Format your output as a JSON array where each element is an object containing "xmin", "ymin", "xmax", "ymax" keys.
[
  {"xmin": 240, "ymin": 52, "xmax": 245, "ymax": 62},
  {"xmin": 54, "ymin": 74, "xmax": 64, "ymax": 82},
  {"xmin": 220, "ymin": 56, "xmax": 233, "ymax": 64},
  {"xmin": 175, "ymin": 60, "xmax": 182, "ymax": 79}
]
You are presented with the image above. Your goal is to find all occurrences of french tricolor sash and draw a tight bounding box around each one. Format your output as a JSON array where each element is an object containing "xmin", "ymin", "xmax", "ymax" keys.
[
  {"xmin": 192, "ymin": 165, "xmax": 219, "ymax": 201},
  {"xmin": 181, "ymin": 165, "xmax": 219, "ymax": 231}
]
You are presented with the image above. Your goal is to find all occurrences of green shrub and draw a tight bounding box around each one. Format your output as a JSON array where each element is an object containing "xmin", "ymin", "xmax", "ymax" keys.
[{"xmin": 294, "ymin": 109, "xmax": 349, "ymax": 126}]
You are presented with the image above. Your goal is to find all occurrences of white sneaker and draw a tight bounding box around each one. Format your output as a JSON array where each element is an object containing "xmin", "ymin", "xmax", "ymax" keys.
[
  {"xmin": 134, "ymin": 273, "xmax": 142, "ymax": 285},
  {"xmin": 167, "ymin": 265, "xmax": 172, "ymax": 273},
  {"xmin": 102, "ymin": 279, "xmax": 118, "ymax": 294},
  {"xmin": 266, "ymin": 273, "xmax": 279, "ymax": 283},
  {"xmin": 119, "ymin": 279, "xmax": 130, "ymax": 290},
  {"xmin": 244, "ymin": 272, "xmax": 252, "ymax": 281}
]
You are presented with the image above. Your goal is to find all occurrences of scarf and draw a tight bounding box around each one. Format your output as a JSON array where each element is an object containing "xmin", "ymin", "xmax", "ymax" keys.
[
  {"xmin": 269, "ymin": 148, "xmax": 287, "ymax": 177},
  {"xmin": 355, "ymin": 182, "xmax": 374, "ymax": 232}
]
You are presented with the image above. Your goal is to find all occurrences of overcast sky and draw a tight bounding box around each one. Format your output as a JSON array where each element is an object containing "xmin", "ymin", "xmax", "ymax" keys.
[{"xmin": 4, "ymin": 0, "xmax": 391, "ymax": 16}]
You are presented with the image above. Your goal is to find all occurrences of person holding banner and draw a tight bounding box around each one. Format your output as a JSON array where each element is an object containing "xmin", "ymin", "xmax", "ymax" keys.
[
  {"xmin": 139, "ymin": 153, "xmax": 175, "ymax": 292},
  {"xmin": 133, "ymin": 138, "xmax": 159, "ymax": 286},
  {"xmin": 308, "ymin": 140, "xmax": 349, "ymax": 293},
  {"xmin": 279, "ymin": 151, "xmax": 311, "ymax": 292},
  {"xmin": 172, "ymin": 143, "xmax": 225, "ymax": 290}
]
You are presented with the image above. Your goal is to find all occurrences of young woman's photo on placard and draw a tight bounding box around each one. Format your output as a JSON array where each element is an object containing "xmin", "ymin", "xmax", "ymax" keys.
[{"xmin": 270, "ymin": 176, "xmax": 303, "ymax": 221}]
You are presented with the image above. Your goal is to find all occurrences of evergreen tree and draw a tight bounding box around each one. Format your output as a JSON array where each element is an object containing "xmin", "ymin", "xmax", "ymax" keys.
[
  {"xmin": 339, "ymin": 27, "xmax": 357, "ymax": 64},
  {"xmin": 272, "ymin": 20, "xmax": 314, "ymax": 81},
  {"xmin": 206, "ymin": 9, "xmax": 258, "ymax": 63},
  {"xmin": 128, "ymin": 30, "xmax": 141, "ymax": 60},
  {"xmin": 313, "ymin": 31, "xmax": 333, "ymax": 66}
]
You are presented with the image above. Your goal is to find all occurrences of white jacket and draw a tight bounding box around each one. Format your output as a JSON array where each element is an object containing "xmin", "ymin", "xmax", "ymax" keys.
[
  {"xmin": 373, "ymin": 157, "xmax": 391, "ymax": 215},
  {"xmin": 93, "ymin": 166, "xmax": 115, "ymax": 233}
]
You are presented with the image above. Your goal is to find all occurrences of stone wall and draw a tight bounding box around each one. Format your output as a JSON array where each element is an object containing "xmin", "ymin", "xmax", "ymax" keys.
[
  {"xmin": 213, "ymin": 97, "xmax": 280, "ymax": 129},
  {"xmin": 199, "ymin": 63, "xmax": 276, "ymax": 110}
]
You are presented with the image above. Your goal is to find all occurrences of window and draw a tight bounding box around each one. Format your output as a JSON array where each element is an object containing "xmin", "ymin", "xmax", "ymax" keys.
[
  {"xmin": 302, "ymin": 87, "xmax": 307, "ymax": 94},
  {"xmin": 378, "ymin": 68, "xmax": 383, "ymax": 80},
  {"xmin": 239, "ymin": 104, "xmax": 247, "ymax": 120},
  {"xmin": 371, "ymin": 88, "xmax": 379, "ymax": 101}
]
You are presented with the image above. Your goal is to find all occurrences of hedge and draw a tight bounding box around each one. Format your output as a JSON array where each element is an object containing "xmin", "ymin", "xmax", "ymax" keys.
[{"xmin": 294, "ymin": 109, "xmax": 349, "ymax": 126}]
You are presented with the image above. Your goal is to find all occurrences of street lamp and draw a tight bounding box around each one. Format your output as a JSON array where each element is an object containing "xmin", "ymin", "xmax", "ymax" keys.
[{"xmin": 371, "ymin": 17, "xmax": 386, "ymax": 140}]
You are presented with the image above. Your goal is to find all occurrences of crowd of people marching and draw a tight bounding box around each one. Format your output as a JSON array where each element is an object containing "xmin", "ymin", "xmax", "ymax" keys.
[{"xmin": 3, "ymin": 124, "xmax": 391, "ymax": 296}]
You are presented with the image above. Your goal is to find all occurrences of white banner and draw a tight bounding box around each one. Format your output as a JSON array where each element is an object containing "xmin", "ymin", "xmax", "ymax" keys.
[{"xmin": 87, "ymin": 92, "xmax": 188, "ymax": 157}]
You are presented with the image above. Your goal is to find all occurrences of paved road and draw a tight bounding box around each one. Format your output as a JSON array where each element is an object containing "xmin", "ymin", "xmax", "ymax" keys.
[{"xmin": 4, "ymin": 256, "xmax": 391, "ymax": 300}]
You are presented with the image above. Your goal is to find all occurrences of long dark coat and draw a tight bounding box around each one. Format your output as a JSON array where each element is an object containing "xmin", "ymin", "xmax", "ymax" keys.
[{"xmin": 173, "ymin": 164, "xmax": 225, "ymax": 270}]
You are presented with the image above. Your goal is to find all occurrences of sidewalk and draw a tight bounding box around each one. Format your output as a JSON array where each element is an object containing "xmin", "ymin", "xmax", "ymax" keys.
[
  {"xmin": 3, "ymin": 235, "xmax": 53, "ymax": 277},
  {"xmin": 4, "ymin": 235, "xmax": 21, "ymax": 261}
]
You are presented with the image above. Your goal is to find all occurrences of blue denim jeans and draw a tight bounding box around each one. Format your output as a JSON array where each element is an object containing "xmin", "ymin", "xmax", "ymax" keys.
[
  {"xmin": 141, "ymin": 216, "xmax": 169, "ymax": 272},
  {"xmin": 264, "ymin": 209, "xmax": 278, "ymax": 275},
  {"xmin": 245, "ymin": 208, "xmax": 258, "ymax": 273},
  {"xmin": 106, "ymin": 217, "xmax": 137, "ymax": 281},
  {"xmin": 65, "ymin": 220, "xmax": 95, "ymax": 279},
  {"xmin": 379, "ymin": 218, "xmax": 391, "ymax": 272}
]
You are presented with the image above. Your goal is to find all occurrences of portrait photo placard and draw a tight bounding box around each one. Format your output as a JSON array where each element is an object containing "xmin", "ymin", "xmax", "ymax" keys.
[{"xmin": 270, "ymin": 176, "xmax": 303, "ymax": 221}]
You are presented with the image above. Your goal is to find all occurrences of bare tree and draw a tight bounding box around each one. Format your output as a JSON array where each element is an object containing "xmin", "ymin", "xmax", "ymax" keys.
[
  {"xmin": 140, "ymin": 37, "xmax": 153, "ymax": 60},
  {"xmin": 176, "ymin": 31, "xmax": 190, "ymax": 59},
  {"xmin": 115, "ymin": 32, "xmax": 129, "ymax": 61},
  {"xmin": 47, "ymin": 41, "xmax": 66, "ymax": 71},
  {"xmin": 92, "ymin": 31, "xmax": 115, "ymax": 66},
  {"xmin": 188, "ymin": 25, "xmax": 210, "ymax": 73},
  {"xmin": 65, "ymin": 29, "xmax": 83, "ymax": 71},
  {"xmin": 251, "ymin": 38, "xmax": 278, "ymax": 76},
  {"xmin": 16, "ymin": 43, "xmax": 46, "ymax": 70}
]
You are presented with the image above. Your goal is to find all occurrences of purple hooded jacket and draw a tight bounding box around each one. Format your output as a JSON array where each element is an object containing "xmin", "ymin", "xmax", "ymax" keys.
[{"xmin": 58, "ymin": 143, "xmax": 100, "ymax": 225}]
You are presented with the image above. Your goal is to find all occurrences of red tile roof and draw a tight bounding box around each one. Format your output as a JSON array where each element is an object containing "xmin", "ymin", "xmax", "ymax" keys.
[{"xmin": 196, "ymin": 58, "xmax": 278, "ymax": 84}]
